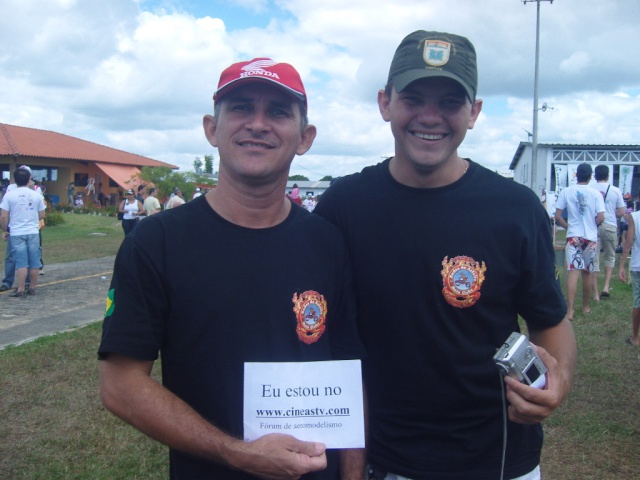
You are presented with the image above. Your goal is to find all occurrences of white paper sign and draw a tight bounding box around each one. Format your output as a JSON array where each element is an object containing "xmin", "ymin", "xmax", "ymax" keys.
[{"xmin": 243, "ymin": 360, "xmax": 364, "ymax": 449}]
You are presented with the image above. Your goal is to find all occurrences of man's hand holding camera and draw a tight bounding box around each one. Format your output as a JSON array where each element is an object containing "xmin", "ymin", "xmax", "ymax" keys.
[{"xmin": 503, "ymin": 342, "xmax": 567, "ymax": 425}]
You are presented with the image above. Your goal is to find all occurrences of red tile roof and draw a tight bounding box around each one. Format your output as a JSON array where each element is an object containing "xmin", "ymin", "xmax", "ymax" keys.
[{"xmin": 0, "ymin": 123, "xmax": 177, "ymax": 169}]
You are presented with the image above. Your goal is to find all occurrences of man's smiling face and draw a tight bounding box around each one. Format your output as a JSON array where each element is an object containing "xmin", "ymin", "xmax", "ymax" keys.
[
  {"xmin": 378, "ymin": 76, "xmax": 482, "ymax": 186},
  {"xmin": 205, "ymin": 82, "xmax": 315, "ymax": 185}
]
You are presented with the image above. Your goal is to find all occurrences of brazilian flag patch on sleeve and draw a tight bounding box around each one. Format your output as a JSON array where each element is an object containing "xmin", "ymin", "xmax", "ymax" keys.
[{"xmin": 105, "ymin": 288, "xmax": 115, "ymax": 318}]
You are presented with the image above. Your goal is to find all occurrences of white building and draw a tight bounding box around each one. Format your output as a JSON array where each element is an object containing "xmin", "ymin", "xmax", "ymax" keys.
[{"xmin": 510, "ymin": 142, "xmax": 640, "ymax": 214}]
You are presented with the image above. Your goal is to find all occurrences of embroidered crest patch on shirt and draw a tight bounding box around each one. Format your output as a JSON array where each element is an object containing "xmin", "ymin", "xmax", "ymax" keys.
[
  {"xmin": 441, "ymin": 256, "xmax": 487, "ymax": 308},
  {"xmin": 292, "ymin": 290, "xmax": 327, "ymax": 344}
]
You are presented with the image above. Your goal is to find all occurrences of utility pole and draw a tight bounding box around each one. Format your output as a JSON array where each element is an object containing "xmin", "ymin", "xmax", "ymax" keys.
[{"xmin": 522, "ymin": 0, "xmax": 553, "ymax": 197}]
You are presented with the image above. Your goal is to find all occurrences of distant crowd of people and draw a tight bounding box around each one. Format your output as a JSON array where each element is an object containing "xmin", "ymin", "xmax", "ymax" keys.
[
  {"xmin": 554, "ymin": 163, "xmax": 640, "ymax": 346},
  {"xmin": 286, "ymin": 183, "xmax": 318, "ymax": 212},
  {"xmin": 114, "ymin": 185, "xmax": 214, "ymax": 236}
]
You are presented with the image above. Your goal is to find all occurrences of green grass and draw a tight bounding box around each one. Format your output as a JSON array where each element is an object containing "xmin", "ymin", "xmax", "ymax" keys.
[
  {"xmin": 0, "ymin": 212, "xmax": 124, "ymax": 265},
  {"xmin": 0, "ymin": 223, "xmax": 639, "ymax": 478},
  {"xmin": 0, "ymin": 323, "xmax": 168, "ymax": 479}
]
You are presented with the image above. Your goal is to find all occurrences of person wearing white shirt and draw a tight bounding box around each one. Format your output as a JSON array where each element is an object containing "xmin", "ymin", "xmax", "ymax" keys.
[
  {"xmin": 555, "ymin": 163, "xmax": 605, "ymax": 320},
  {"xmin": 591, "ymin": 165, "xmax": 626, "ymax": 299},
  {"xmin": 0, "ymin": 167, "xmax": 46, "ymax": 296}
]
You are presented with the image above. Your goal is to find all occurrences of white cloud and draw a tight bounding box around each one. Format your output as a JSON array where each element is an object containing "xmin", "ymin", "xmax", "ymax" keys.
[
  {"xmin": 559, "ymin": 52, "xmax": 590, "ymax": 74},
  {"xmin": 0, "ymin": 0, "xmax": 639, "ymax": 178}
]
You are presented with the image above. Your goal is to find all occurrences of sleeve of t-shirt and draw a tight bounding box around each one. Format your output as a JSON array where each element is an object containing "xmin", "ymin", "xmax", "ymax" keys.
[
  {"xmin": 554, "ymin": 189, "xmax": 566, "ymax": 211},
  {"xmin": 313, "ymin": 178, "xmax": 350, "ymax": 227},
  {"xmin": 327, "ymin": 245, "xmax": 366, "ymax": 361},
  {"xmin": 98, "ymin": 221, "xmax": 169, "ymax": 361},
  {"xmin": 595, "ymin": 192, "xmax": 605, "ymax": 213},
  {"xmin": 516, "ymin": 193, "xmax": 567, "ymax": 328}
]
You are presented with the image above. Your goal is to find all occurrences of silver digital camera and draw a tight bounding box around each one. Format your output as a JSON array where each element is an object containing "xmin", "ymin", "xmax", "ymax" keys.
[{"xmin": 493, "ymin": 332, "xmax": 547, "ymax": 389}]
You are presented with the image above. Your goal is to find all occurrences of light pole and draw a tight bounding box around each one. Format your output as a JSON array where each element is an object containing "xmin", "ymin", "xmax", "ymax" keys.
[{"xmin": 522, "ymin": 0, "xmax": 553, "ymax": 197}]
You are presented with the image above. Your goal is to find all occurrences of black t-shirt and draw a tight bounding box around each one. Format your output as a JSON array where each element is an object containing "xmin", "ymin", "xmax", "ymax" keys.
[
  {"xmin": 99, "ymin": 196, "xmax": 364, "ymax": 479},
  {"xmin": 314, "ymin": 159, "xmax": 567, "ymax": 480}
]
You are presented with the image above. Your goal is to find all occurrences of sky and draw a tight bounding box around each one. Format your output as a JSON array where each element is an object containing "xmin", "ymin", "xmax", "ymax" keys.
[{"xmin": 1, "ymin": 0, "xmax": 639, "ymax": 180}]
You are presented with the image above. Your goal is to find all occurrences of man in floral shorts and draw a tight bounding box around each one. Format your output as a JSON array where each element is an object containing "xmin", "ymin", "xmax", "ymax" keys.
[{"xmin": 554, "ymin": 163, "xmax": 605, "ymax": 320}]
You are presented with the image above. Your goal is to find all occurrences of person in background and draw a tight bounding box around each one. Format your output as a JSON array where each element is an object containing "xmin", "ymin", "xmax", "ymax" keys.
[
  {"xmin": 619, "ymin": 195, "xmax": 634, "ymax": 251},
  {"xmin": 555, "ymin": 163, "xmax": 605, "ymax": 320},
  {"xmin": 98, "ymin": 57, "xmax": 364, "ymax": 479},
  {"xmin": 0, "ymin": 167, "xmax": 46, "ymax": 297},
  {"xmin": 303, "ymin": 193, "xmax": 317, "ymax": 212},
  {"xmin": 118, "ymin": 189, "xmax": 143, "ymax": 235},
  {"xmin": 142, "ymin": 187, "xmax": 161, "ymax": 217},
  {"xmin": 136, "ymin": 185, "xmax": 146, "ymax": 204},
  {"xmin": 1, "ymin": 165, "xmax": 41, "ymax": 291},
  {"xmin": 165, "ymin": 187, "xmax": 185, "ymax": 209},
  {"xmin": 590, "ymin": 165, "xmax": 625, "ymax": 299},
  {"xmin": 289, "ymin": 183, "xmax": 302, "ymax": 205},
  {"xmin": 192, "ymin": 187, "xmax": 202, "ymax": 199},
  {"xmin": 86, "ymin": 178, "xmax": 96, "ymax": 205},
  {"xmin": 315, "ymin": 30, "xmax": 575, "ymax": 480},
  {"xmin": 618, "ymin": 194, "xmax": 640, "ymax": 346}
]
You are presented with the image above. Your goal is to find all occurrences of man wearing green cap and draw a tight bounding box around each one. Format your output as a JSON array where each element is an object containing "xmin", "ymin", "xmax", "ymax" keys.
[{"xmin": 315, "ymin": 31, "xmax": 576, "ymax": 479}]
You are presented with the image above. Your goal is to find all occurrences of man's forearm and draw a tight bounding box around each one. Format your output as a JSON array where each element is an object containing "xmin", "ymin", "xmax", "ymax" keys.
[
  {"xmin": 99, "ymin": 356, "xmax": 234, "ymax": 464},
  {"xmin": 530, "ymin": 318, "xmax": 576, "ymax": 400},
  {"xmin": 99, "ymin": 355, "xmax": 328, "ymax": 478}
]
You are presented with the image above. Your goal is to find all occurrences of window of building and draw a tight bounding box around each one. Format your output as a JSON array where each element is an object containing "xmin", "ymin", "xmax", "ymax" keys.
[{"xmin": 74, "ymin": 173, "xmax": 88, "ymax": 187}]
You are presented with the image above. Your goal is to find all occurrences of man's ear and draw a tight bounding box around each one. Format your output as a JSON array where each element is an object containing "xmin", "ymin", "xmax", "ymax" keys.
[
  {"xmin": 203, "ymin": 114, "xmax": 218, "ymax": 147},
  {"xmin": 467, "ymin": 98, "xmax": 483, "ymax": 130},
  {"xmin": 377, "ymin": 89, "xmax": 392, "ymax": 122},
  {"xmin": 296, "ymin": 124, "xmax": 317, "ymax": 156}
]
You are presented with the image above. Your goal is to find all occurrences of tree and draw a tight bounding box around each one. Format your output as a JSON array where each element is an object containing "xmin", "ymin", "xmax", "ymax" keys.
[
  {"xmin": 136, "ymin": 166, "xmax": 217, "ymax": 203},
  {"xmin": 288, "ymin": 174, "xmax": 309, "ymax": 181},
  {"xmin": 136, "ymin": 167, "xmax": 196, "ymax": 201},
  {"xmin": 320, "ymin": 175, "xmax": 334, "ymax": 181},
  {"xmin": 193, "ymin": 157, "xmax": 203, "ymax": 174},
  {"xmin": 204, "ymin": 154, "xmax": 214, "ymax": 174}
]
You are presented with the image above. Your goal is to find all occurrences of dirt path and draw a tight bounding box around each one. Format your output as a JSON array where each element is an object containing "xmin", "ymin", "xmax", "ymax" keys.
[{"xmin": 0, "ymin": 256, "xmax": 115, "ymax": 350}]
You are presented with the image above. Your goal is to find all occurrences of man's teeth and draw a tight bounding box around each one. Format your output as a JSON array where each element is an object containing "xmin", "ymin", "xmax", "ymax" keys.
[{"xmin": 414, "ymin": 132, "xmax": 444, "ymax": 140}]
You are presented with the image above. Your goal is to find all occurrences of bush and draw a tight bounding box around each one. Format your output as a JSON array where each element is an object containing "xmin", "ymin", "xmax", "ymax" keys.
[
  {"xmin": 50, "ymin": 204, "xmax": 119, "ymax": 218},
  {"xmin": 104, "ymin": 205, "xmax": 119, "ymax": 218},
  {"xmin": 44, "ymin": 211, "xmax": 65, "ymax": 227}
]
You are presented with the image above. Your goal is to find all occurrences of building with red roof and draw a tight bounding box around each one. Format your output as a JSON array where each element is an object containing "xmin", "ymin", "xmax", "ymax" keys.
[{"xmin": 0, "ymin": 123, "xmax": 177, "ymax": 205}]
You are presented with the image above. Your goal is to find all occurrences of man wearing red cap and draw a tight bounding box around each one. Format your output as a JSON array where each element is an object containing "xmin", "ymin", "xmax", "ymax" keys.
[
  {"xmin": 98, "ymin": 58, "xmax": 364, "ymax": 479},
  {"xmin": 315, "ymin": 31, "xmax": 576, "ymax": 480}
]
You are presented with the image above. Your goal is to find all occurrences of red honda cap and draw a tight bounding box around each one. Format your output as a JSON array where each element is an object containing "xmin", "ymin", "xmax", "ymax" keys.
[{"xmin": 213, "ymin": 58, "xmax": 307, "ymax": 108}]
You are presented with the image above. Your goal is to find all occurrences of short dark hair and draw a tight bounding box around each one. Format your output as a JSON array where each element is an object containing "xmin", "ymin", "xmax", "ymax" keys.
[
  {"xmin": 576, "ymin": 163, "xmax": 593, "ymax": 183},
  {"xmin": 594, "ymin": 165, "xmax": 609, "ymax": 181},
  {"xmin": 14, "ymin": 167, "xmax": 31, "ymax": 187},
  {"xmin": 148, "ymin": 187, "xmax": 156, "ymax": 195}
]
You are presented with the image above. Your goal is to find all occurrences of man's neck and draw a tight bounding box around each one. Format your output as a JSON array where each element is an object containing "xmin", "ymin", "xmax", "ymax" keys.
[
  {"xmin": 206, "ymin": 181, "xmax": 291, "ymax": 229},
  {"xmin": 389, "ymin": 155, "xmax": 469, "ymax": 189}
]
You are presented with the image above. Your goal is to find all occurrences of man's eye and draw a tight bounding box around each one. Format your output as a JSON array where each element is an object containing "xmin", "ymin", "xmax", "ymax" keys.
[
  {"xmin": 270, "ymin": 108, "xmax": 291, "ymax": 118},
  {"xmin": 402, "ymin": 96, "xmax": 421, "ymax": 105},
  {"xmin": 441, "ymin": 98, "xmax": 465, "ymax": 108}
]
